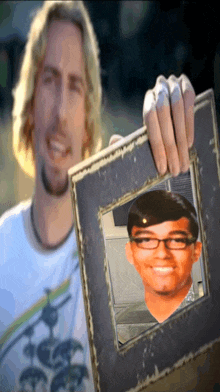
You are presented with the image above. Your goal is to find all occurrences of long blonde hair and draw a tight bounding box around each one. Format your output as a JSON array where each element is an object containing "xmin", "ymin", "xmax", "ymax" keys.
[{"xmin": 12, "ymin": 0, "xmax": 102, "ymax": 178}]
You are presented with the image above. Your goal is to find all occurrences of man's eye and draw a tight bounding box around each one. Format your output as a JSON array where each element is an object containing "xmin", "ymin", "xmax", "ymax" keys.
[
  {"xmin": 43, "ymin": 76, "xmax": 53, "ymax": 84},
  {"xmin": 138, "ymin": 238, "xmax": 153, "ymax": 243},
  {"xmin": 170, "ymin": 238, "xmax": 185, "ymax": 243},
  {"xmin": 70, "ymin": 83, "xmax": 82, "ymax": 94}
]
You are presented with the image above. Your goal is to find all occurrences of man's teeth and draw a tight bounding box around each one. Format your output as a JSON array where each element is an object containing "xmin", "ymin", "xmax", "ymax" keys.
[
  {"xmin": 50, "ymin": 140, "xmax": 66, "ymax": 152},
  {"xmin": 153, "ymin": 267, "xmax": 173, "ymax": 272}
]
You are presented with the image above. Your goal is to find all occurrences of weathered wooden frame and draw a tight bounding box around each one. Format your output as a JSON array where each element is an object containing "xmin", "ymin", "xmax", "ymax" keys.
[{"xmin": 69, "ymin": 89, "xmax": 220, "ymax": 392}]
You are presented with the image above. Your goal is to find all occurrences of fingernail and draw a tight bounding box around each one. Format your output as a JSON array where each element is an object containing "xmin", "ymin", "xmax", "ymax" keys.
[
  {"xmin": 170, "ymin": 83, "xmax": 181, "ymax": 105},
  {"xmin": 182, "ymin": 76, "xmax": 195, "ymax": 95},
  {"xmin": 188, "ymin": 139, "xmax": 194, "ymax": 148},
  {"xmin": 158, "ymin": 162, "xmax": 167, "ymax": 175},
  {"xmin": 144, "ymin": 91, "xmax": 156, "ymax": 114},
  {"xmin": 170, "ymin": 164, "xmax": 180, "ymax": 177},
  {"xmin": 155, "ymin": 83, "xmax": 169, "ymax": 108},
  {"xmin": 181, "ymin": 163, "xmax": 189, "ymax": 173},
  {"xmin": 109, "ymin": 134, "xmax": 123, "ymax": 146}
]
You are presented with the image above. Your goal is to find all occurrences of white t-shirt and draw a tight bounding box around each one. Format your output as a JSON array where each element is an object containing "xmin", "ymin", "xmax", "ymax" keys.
[{"xmin": 0, "ymin": 200, "xmax": 95, "ymax": 392}]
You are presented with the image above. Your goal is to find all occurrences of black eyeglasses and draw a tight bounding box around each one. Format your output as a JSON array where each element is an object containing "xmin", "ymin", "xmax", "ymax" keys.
[{"xmin": 129, "ymin": 237, "xmax": 196, "ymax": 250}]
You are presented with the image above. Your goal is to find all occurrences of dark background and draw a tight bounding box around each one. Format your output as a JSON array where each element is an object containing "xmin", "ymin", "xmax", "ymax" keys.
[
  {"xmin": 0, "ymin": 0, "xmax": 220, "ymax": 120},
  {"xmin": 1, "ymin": 1, "xmax": 220, "ymax": 125},
  {"xmin": 87, "ymin": 1, "xmax": 220, "ymax": 109},
  {"xmin": 1, "ymin": 1, "xmax": 219, "ymax": 215},
  {"xmin": 0, "ymin": 2, "xmax": 220, "ymax": 390}
]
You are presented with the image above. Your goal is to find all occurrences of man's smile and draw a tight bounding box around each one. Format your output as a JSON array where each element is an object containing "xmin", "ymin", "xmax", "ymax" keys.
[
  {"xmin": 46, "ymin": 137, "xmax": 72, "ymax": 164},
  {"xmin": 151, "ymin": 266, "xmax": 175, "ymax": 276}
]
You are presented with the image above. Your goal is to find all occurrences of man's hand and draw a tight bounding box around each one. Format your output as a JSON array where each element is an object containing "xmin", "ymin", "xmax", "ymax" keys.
[
  {"xmin": 143, "ymin": 74, "xmax": 195, "ymax": 177},
  {"xmin": 109, "ymin": 135, "xmax": 124, "ymax": 146}
]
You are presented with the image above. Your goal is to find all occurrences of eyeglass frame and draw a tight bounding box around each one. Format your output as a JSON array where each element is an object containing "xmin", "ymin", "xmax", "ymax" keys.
[{"xmin": 129, "ymin": 236, "xmax": 197, "ymax": 250}]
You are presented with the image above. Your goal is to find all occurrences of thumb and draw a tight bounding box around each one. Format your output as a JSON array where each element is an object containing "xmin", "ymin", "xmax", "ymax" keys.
[{"xmin": 109, "ymin": 134, "xmax": 124, "ymax": 146}]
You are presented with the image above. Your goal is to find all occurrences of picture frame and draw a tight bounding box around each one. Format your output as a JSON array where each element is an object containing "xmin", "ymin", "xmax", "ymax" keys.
[{"xmin": 69, "ymin": 89, "xmax": 220, "ymax": 392}]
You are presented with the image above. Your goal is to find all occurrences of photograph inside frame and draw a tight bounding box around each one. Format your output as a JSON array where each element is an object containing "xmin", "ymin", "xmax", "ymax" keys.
[{"xmin": 102, "ymin": 164, "xmax": 207, "ymax": 345}]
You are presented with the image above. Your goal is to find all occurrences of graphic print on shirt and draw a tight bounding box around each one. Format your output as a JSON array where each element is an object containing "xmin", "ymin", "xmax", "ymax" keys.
[{"xmin": 0, "ymin": 277, "xmax": 89, "ymax": 391}]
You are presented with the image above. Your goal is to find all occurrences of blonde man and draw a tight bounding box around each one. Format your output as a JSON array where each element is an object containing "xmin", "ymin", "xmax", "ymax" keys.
[{"xmin": 0, "ymin": 1, "xmax": 195, "ymax": 391}]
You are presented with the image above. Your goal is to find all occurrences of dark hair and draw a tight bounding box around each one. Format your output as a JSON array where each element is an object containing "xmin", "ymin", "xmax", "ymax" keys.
[{"xmin": 127, "ymin": 190, "xmax": 199, "ymax": 239}]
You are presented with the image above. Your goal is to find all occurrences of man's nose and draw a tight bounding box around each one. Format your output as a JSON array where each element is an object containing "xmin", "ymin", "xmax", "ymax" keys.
[
  {"xmin": 57, "ymin": 85, "xmax": 68, "ymax": 125},
  {"xmin": 154, "ymin": 240, "xmax": 171, "ymax": 258}
]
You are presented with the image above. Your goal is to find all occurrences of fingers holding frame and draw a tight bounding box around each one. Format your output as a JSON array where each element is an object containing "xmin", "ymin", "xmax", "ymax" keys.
[
  {"xmin": 143, "ymin": 74, "xmax": 195, "ymax": 176},
  {"xmin": 168, "ymin": 74, "xmax": 189, "ymax": 173},
  {"xmin": 143, "ymin": 89, "xmax": 167, "ymax": 175},
  {"xmin": 178, "ymin": 74, "xmax": 195, "ymax": 149},
  {"xmin": 155, "ymin": 75, "xmax": 181, "ymax": 176}
]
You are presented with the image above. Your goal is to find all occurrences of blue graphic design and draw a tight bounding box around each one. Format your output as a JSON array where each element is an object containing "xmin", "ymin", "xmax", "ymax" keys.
[{"xmin": 1, "ymin": 284, "xmax": 89, "ymax": 391}]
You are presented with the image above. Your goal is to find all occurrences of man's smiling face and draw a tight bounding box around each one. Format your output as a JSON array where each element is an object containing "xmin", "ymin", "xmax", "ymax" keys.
[
  {"xmin": 125, "ymin": 217, "xmax": 202, "ymax": 297},
  {"xmin": 32, "ymin": 20, "xmax": 87, "ymax": 196}
]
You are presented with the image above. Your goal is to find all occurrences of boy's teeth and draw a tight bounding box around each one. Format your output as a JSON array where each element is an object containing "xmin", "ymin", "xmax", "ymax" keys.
[{"xmin": 153, "ymin": 267, "xmax": 173, "ymax": 272}]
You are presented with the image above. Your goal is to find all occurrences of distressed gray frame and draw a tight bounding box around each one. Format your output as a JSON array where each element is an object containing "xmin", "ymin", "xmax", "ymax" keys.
[{"xmin": 69, "ymin": 89, "xmax": 220, "ymax": 392}]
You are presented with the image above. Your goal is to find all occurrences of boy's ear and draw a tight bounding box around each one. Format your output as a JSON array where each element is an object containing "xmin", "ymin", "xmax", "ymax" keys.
[
  {"xmin": 125, "ymin": 242, "xmax": 134, "ymax": 265},
  {"xmin": 193, "ymin": 241, "xmax": 202, "ymax": 264}
]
